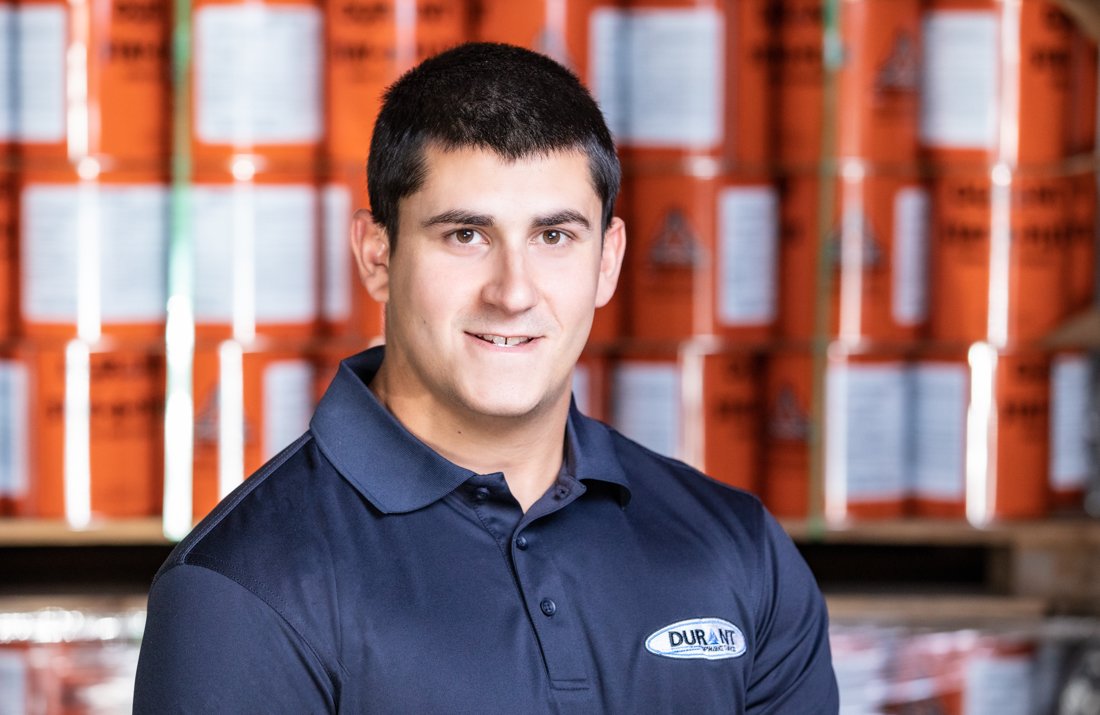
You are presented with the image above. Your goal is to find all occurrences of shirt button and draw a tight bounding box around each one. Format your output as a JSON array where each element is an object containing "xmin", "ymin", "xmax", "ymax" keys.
[
  {"xmin": 553, "ymin": 486, "xmax": 570, "ymax": 500},
  {"xmin": 515, "ymin": 535, "xmax": 529, "ymax": 551},
  {"xmin": 473, "ymin": 487, "xmax": 490, "ymax": 502},
  {"xmin": 539, "ymin": 598, "xmax": 557, "ymax": 617}
]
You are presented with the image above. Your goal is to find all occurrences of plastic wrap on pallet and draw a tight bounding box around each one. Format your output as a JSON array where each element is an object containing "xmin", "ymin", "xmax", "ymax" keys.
[{"xmin": 0, "ymin": 604, "xmax": 145, "ymax": 715}]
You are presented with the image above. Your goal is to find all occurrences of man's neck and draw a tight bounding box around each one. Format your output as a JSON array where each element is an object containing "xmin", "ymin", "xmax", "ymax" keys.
[{"xmin": 368, "ymin": 368, "xmax": 570, "ymax": 512}]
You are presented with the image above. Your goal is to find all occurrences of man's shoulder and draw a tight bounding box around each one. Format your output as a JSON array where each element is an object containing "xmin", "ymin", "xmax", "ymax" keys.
[{"xmin": 155, "ymin": 432, "xmax": 350, "ymax": 589}]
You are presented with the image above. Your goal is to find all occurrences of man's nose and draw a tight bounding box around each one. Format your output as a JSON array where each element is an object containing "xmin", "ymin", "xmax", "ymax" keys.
[{"xmin": 481, "ymin": 243, "xmax": 539, "ymax": 313}]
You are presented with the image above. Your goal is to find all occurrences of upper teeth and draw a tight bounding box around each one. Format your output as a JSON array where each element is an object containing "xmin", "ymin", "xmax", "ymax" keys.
[{"xmin": 479, "ymin": 334, "xmax": 531, "ymax": 346}]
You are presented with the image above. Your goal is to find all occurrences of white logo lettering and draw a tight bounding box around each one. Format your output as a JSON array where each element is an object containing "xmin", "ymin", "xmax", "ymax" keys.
[{"xmin": 645, "ymin": 618, "xmax": 747, "ymax": 660}]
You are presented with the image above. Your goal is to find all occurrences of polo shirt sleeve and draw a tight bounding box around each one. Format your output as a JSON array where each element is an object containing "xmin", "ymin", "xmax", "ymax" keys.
[
  {"xmin": 133, "ymin": 563, "xmax": 336, "ymax": 714},
  {"xmin": 745, "ymin": 511, "xmax": 839, "ymax": 714}
]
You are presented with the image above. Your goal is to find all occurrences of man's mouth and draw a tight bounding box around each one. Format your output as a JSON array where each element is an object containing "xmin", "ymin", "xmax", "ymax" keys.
[{"xmin": 473, "ymin": 333, "xmax": 535, "ymax": 347}]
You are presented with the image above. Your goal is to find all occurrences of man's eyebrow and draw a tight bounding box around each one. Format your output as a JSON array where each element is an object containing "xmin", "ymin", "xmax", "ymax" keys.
[
  {"xmin": 531, "ymin": 210, "xmax": 591, "ymax": 230},
  {"xmin": 422, "ymin": 210, "xmax": 495, "ymax": 228}
]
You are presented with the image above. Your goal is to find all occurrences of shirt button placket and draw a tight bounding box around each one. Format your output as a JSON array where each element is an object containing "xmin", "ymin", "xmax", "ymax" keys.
[{"xmin": 513, "ymin": 537, "xmax": 588, "ymax": 688}]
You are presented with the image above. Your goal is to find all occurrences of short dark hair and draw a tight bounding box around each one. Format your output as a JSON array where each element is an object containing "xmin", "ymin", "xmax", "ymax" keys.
[{"xmin": 367, "ymin": 42, "xmax": 621, "ymax": 246}]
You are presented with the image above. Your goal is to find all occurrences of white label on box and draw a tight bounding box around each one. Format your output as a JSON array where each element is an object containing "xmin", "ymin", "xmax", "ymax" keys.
[
  {"xmin": 99, "ymin": 185, "xmax": 170, "ymax": 320},
  {"xmin": 1050, "ymin": 354, "xmax": 1090, "ymax": 491},
  {"xmin": 16, "ymin": 4, "xmax": 65, "ymax": 142},
  {"xmin": 612, "ymin": 361, "xmax": 679, "ymax": 459},
  {"xmin": 21, "ymin": 185, "xmax": 76, "ymax": 320},
  {"xmin": 963, "ymin": 654, "xmax": 1033, "ymax": 715},
  {"xmin": 0, "ymin": 650, "xmax": 26, "ymax": 715},
  {"xmin": 893, "ymin": 185, "xmax": 929, "ymax": 325},
  {"xmin": 624, "ymin": 9, "xmax": 723, "ymax": 147},
  {"xmin": 195, "ymin": 4, "xmax": 322, "ymax": 144},
  {"xmin": 0, "ymin": 7, "xmax": 17, "ymax": 141},
  {"xmin": 826, "ymin": 363, "xmax": 907, "ymax": 501},
  {"xmin": 262, "ymin": 360, "xmax": 313, "ymax": 461},
  {"xmin": 572, "ymin": 363, "xmax": 590, "ymax": 416},
  {"xmin": 589, "ymin": 8, "xmax": 628, "ymax": 139},
  {"xmin": 322, "ymin": 184, "xmax": 351, "ymax": 323},
  {"xmin": 717, "ymin": 185, "xmax": 778, "ymax": 325},
  {"xmin": 22, "ymin": 183, "xmax": 168, "ymax": 323},
  {"xmin": 911, "ymin": 363, "xmax": 968, "ymax": 500},
  {"xmin": 0, "ymin": 360, "xmax": 28, "ymax": 498},
  {"xmin": 191, "ymin": 184, "xmax": 318, "ymax": 324},
  {"xmin": 920, "ymin": 11, "xmax": 998, "ymax": 149}
]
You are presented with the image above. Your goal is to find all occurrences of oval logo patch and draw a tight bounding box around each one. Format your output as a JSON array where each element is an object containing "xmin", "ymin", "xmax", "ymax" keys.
[{"xmin": 645, "ymin": 618, "xmax": 747, "ymax": 660}]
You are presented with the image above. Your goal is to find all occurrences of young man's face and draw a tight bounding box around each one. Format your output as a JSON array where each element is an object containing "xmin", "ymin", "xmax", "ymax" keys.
[{"xmin": 358, "ymin": 144, "xmax": 625, "ymax": 424}]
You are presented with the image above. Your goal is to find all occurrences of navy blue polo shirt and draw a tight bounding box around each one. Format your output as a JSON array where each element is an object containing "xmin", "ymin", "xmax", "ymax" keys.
[{"xmin": 134, "ymin": 346, "xmax": 838, "ymax": 713}]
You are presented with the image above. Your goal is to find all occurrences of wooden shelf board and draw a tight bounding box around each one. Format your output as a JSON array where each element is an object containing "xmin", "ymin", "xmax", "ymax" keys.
[
  {"xmin": 0, "ymin": 519, "xmax": 170, "ymax": 547},
  {"xmin": 0, "ymin": 516, "xmax": 1096, "ymax": 548},
  {"xmin": 0, "ymin": 593, "xmax": 149, "ymax": 614},
  {"xmin": 783, "ymin": 518, "xmax": 1100, "ymax": 547},
  {"xmin": 827, "ymin": 594, "xmax": 1049, "ymax": 626}
]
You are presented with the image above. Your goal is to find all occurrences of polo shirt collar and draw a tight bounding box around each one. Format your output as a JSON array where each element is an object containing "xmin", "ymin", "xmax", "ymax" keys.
[{"xmin": 310, "ymin": 346, "xmax": 631, "ymax": 514}]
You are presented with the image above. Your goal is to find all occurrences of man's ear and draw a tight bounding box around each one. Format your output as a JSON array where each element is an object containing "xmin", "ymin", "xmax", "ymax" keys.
[
  {"xmin": 350, "ymin": 209, "xmax": 390, "ymax": 303},
  {"xmin": 595, "ymin": 216, "xmax": 626, "ymax": 308}
]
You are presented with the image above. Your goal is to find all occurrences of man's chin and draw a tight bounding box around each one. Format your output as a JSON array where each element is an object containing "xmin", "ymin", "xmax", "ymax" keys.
[
  {"xmin": 458, "ymin": 388, "xmax": 556, "ymax": 422},
  {"xmin": 462, "ymin": 399, "xmax": 540, "ymax": 421}
]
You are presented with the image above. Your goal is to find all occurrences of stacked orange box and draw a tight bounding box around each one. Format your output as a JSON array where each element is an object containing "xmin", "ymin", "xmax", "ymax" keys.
[
  {"xmin": 189, "ymin": 0, "xmax": 325, "ymax": 343},
  {"xmin": 16, "ymin": 0, "xmax": 171, "ymax": 168},
  {"xmin": 909, "ymin": 345, "xmax": 1052, "ymax": 522},
  {"xmin": 584, "ymin": 0, "xmax": 780, "ymax": 505},
  {"xmin": 918, "ymin": 0, "xmax": 1095, "ymax": 520},
  {"xmin": 610, "ymin": 342, "xmax": 763, "ymax": 494},
  {"xmin": 832, "ymin": 0, "xmax": 929, "ymax": 347},
  {"xmin": 14, "ymin": 345, "xmax": 166, "ymax": 520},
  {"xmin": 762, "ymin": 348, "xmax": 813, "ymax": 518},
  {"xmin": 186, "ymin": 0, "xmax": 329, "ymax": 519},
  {"xmin": 470, "ymin": 0, "xmax": 601, "ymax": 82},
  {"xmin": 596, "ymin": 0, "xmax": 779, "ymax": 346},
  {"xmin": 781, "ymin": 0, "xmax": 929, "ymax": 520},
  {"xmin": 7, "ymin": 0, "xmax": 172, "ymax": 521},
  {"xmin": 191, "ymin": 344, "xmax": 316, "ymax": 519},
  {"xmin": 623, "ymin": 168, "xmax": 779, "ymax": 343}
]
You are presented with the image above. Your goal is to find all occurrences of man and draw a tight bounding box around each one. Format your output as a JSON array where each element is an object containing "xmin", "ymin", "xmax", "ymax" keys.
[{"xmin": 134, "ymin": 43, "xmax": 838, "ymax": 713}]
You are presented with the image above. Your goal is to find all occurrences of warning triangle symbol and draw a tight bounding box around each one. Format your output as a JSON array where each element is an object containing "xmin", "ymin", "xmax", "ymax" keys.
[
  {"xmin": 875, "ymin": 30, "xmax": 919, "ymax": 94},
  {"xmin": 194, "ymin": 386, "xmax": 254, "ymax": 446},
  {"xmin": 828, "ymin": 211, "xmax": 884, "ymax": 270},
  {"xmin": 194, "ymin": 387, "xmax": 220, "ymax": 446},
  {"xmin": 649, "ymin": 209, "xmax": 704, "ymax": 267},
  {"xmin": 769, "ymin": 385, "xmax": 809, "ymax": 441}
]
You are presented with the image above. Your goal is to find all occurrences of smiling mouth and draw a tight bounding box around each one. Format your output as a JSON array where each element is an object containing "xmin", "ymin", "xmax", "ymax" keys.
[{"xmin": 473, "ymin": 333, "xmax": 535, "ymax": 347}]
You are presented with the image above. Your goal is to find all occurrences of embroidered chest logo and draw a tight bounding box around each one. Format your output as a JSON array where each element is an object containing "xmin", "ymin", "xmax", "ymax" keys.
[{"xmin": 645, "ymin": 618, "xmax": 747, "ymax": 661}]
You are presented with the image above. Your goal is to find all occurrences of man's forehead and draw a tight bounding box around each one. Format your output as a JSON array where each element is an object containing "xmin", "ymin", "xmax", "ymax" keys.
[
  {"xmin": 419, "ymin": 143, "xmax": 592, "ymax": 177},
  {"xmin": 405, "ymin": 144, "xmax": 602, "ymax": 213}
]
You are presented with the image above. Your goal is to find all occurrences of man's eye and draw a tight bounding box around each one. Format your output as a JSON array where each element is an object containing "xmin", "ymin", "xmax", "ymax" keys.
[
  {"xmin": 542, "ymin": 230, "xmax": 564, "ymax": 245},
  {"xmin": 453, "ymin": 229, "xmax": 480, "ymax": 244}
]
